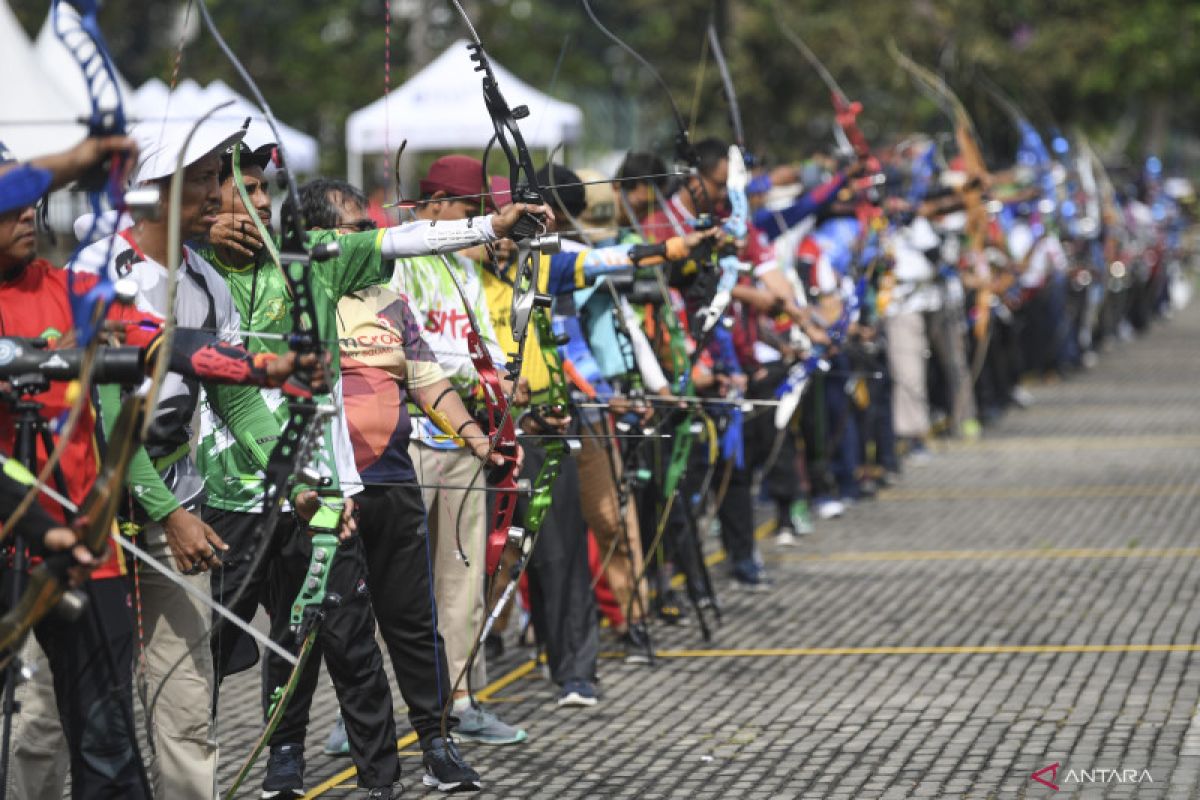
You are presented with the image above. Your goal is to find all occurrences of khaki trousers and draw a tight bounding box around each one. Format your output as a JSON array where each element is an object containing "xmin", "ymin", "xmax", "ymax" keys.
[
  {"xmin": 410, "ymin": 444, "xmax": 488, "ymax": 690},
  {"xmin": 9, "ymin": 638, "xmax": 67, "ymax": 800},
  {"xmin": 885, "ymin": 311, "xmax": 932, "ymax": 439},
  {"xmin": 575, "ymin": 431, "xmax": 649, "ymax": 624}
]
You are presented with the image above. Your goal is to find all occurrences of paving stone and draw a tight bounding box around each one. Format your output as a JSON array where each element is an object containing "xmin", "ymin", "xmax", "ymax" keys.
[{"xmin": 199, "ymin": 306, "xmax": 1200, "ymax": 797}]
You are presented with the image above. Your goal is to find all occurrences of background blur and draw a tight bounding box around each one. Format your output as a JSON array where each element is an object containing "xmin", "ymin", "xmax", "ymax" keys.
[{"xmin": 7, "ymin": 0, "xmax": 1198, "ymax": 185}]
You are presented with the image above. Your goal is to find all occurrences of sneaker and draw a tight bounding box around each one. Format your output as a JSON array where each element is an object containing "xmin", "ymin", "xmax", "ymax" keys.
[
  {"xmin": 261, "ymin": 743, "xmax": 304, "ymax": 799},
  {"xmin": 1011, "ymin": 385, "xmax": 1035, "ymax": 408},
  {"xmin": 731, "ymin": 559, "xmax": 772, "ymax": 593},
  {"xmin": 622, "ymin": 622, "xmax": 653, "ymax": 665},
  {"xmin": 365, "ymin": 787, "xmax": 395, "ymax": 799},
  {"xmin": 960, "ymin": 418, "xmax": 982, "ymax": 441},
  {"xmin": 453, "ymin": 700, "xmax": 527, "ymax": 745},
  {"xmin": 774, "ymin": 526, "xmax": 798, "ymax": 547},
  {"xmin": 422, "ymin": 736, "xmax": 482, "ymax": 793},
  {"xmin": 655, "ymin": 590, "xmax": 690, "ymax": 626},
  {"xmin": 558, "ymin": 680, "xmax": 598, "ymax": 707},
  {"xmin": 322, "ymin": 714, "xmax": 349, "ymax": 757},
  {"xmin": 906, "ymin": 444, "xmax": 933, "ymax": 467},
  {"xmin": 789, "ymin": 499, "xmax": 814, "ymax": 534},
  {"xmin": 816, "ymin": 499, "xmax": 845, "ymax": 520}
]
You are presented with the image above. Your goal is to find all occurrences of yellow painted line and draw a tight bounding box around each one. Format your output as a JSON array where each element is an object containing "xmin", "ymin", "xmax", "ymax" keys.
[
  {"xmin": 306, "ymin": 520, "xmax": 777, "ymax": 796},
  {"xmin": 772, "ymin": 546, "xmax": 1200, "ymax": 564},
  {"xmin": 303, "ymin": 660, "xmax": 538, "ymax": 797},
  {"xmin": 944, "ymin": 435, "xmax": 1200, "ymax": 452},
  {"xmin": 652, "ymin": 644, "xmax": 1200, "ymax": 658},
  {"xmin": 879, "ymin": 483, "xmax": 1200, "ymax": 502}
]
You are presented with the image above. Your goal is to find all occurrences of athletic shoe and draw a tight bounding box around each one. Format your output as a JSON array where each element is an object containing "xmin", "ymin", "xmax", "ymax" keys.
[
  {"xmin": 622, "ymin": 622, "xmax": 653, "ymax": 665},
  {"xmin": 960, "ymin": 418, "xmax": 982, "ymax": 440},
  {"xmin": 365, "ymin": 786, "xmax": 396, "ymax": 799},
  {"xmin": 906, "ymin": 444, "xmax": 933, "ymax": 467},
  {"xmin": 655, "ymin": 590, "xmax": 690, "ymax": 626},
  {"xmin": 422, "ymin": 737, "xmax": 482, "ymax": 793},
  {"xmin": 557, "ymin": 680, "xmax": 598, "ymax": 707},
  {"xmin": 261, "ymin": 743, "xmax": 304, "ymax": 799},
  {"xmin": 789, "ymin": 499, "xmax": 814, "ymax": 534},
  {"xmin": 775, "ymin": 525, "xmax": 797, "ymax": 546},
  {"xmin": 731, "ymin": 559, "xmax": 772, "ymax": 592},
  {"xmin": 1011, "ymin": 386, "xmax": 1035, "ymax": 408},
  {"xmin": 453, "ymin": 701, "xmax": 527, "ymax": 745},
  {"xmin": 322, "ymin": 714, "xmax": 349, "ymax": 757},
  {"xmin": 816, "ymin": 499, "xmax": 845, "ymax": 520}
]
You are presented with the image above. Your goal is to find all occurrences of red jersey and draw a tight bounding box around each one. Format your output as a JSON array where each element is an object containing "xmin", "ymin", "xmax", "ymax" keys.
[
  {"xmin": 0, "ymin": 259, "xmax": 158, "ymax": 578},
  {"xmin": 642, "ymin": 193, "xmax": 775, "ymax": 370}
]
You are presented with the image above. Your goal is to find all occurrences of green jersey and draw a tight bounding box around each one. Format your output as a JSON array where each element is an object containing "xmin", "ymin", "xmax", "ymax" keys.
[{"xmin": 197, "ymin": 229, "xmax": 390, "ymax": 512}]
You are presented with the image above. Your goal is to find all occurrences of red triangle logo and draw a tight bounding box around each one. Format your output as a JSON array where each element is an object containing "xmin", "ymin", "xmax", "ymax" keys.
[{"xmin": 1031, "ymin": 762, "xmax": 1060, "ymax": 790}]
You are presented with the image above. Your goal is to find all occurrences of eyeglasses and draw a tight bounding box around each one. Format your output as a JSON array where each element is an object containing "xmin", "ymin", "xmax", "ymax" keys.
[{"xmin": 336, "ymin": 218, "xmax": 378, "ymax": 233}]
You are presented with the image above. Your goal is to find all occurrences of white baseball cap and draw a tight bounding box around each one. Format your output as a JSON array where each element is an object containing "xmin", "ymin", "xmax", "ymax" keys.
[{"xmin": 131, "ymin": 111, "xmax": 246, "ymax": 184}]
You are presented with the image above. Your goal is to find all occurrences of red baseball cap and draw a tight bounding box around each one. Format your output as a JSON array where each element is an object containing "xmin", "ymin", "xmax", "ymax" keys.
[{"xmin": 420, "ymin": 155, "xmax": 500, "ymax": 211}]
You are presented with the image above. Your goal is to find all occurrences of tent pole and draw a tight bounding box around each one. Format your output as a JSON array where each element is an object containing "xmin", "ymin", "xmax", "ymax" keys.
[{"xmin": 348, "ymin": 148, "xmax": 363, "ymax": 189}]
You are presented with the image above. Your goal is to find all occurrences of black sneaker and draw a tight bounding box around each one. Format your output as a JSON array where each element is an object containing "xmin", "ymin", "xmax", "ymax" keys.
[
  {"xmin": 365, "ymin": 787, "xmax": 395, "ymax": 799},
  {"xmin": 422, "ymin": 736, "xmax": 482, "ymax": 793},
  {"xmin": 655, "ymin": 589, "xmax": 690, "ymax": 626},
  {"xmin": 622, "ymin": 622, "xmax": 653, "ymax": 665},
  {"xmin": 261, "ymin": 743, "xmax": 304, "ymax": 798}
]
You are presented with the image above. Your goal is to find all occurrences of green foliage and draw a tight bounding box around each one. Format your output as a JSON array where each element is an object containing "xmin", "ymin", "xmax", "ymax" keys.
[{"xmin": 10, "ymin": 0, "xmax": 1198, "ymax": 174}]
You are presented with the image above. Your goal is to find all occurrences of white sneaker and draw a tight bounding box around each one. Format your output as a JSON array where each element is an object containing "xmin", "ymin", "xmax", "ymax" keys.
[
  {"xmin": 816, "ymin": 500, "xmax": 845, "ymax": 520},
  {"xmin": 1011, "ymin": 386, "xmax": 1035, "ymax": 408},
  {"xmin": 775, "ymin": 527, "xmax": 798, "ymax": 547}
]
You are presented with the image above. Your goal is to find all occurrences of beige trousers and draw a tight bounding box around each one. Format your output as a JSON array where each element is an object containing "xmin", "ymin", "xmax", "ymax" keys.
[
  {"xmin": 8, "ymin": 638, "xmax": 67, "ymax": 800},
  {"xmin": 885, "ymin": 311, "xmax": 932, "ymax": 439},
  {"xmin": 575, "ymin": 430, "xmax": 649, "ymax": 624},
  {"xmin": 410, "ymin": 443, "xmax": 488, "ymax": 691}
]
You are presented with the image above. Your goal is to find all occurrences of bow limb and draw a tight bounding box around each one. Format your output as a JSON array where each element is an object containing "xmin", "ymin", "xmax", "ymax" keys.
[
  {"xmin": 886, "ymin": 42, "xmax": 995, "ymax": 361},
  {"xmin": 771, "ymin": 2, "xmax": 873, "ymax": 163},
  {"xmin": 580, "ymin": 0, "xmax": 696, "ymax": 167},
  {"xmin": 581, "ymin": 0, "xmax": 717, "ymax": 216},
  {"xmin": 706, "ymin": 22, "xmax": 746, "ymax": 154}
]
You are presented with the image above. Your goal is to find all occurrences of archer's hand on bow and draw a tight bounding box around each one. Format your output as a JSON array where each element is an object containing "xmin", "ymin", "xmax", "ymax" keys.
[
  {"xmin": 608, "ymin": 394, "xmax": 655, "ymax": 424},
  {"xmin": 164, "ymin": 507, "xmax": 228, "ymax": 575},
  {"xmin": 519, "ymin": 408, "xmax": 571, "ymax": 436},
  {"xmin": 44, "ymin": 526, "xmax": 99, "ymax": 589},
  {"xmin": 491, "ymin": 202, "xmax": 554, "ymax": 240},
  {"xmin": 294, "ymin": 493, "xmax": 356, "ymax": 542},
  {"xmin": 28, "ymin": 135, "xmax": 139, "ymax": 193},
  {"xmin": 210, "ymin": 211, "xmax": 265, "ymax": 261},
  {"xmin": 266, "ymin": 352, "xmax": 326, "ymax": 393},
  {"xmin": 684, "ymin": 227, "xmax": 723, "ymax": 252},
  {"xmin": 500, "ymin": 375, "xmax": 532, "ymax": 407}
]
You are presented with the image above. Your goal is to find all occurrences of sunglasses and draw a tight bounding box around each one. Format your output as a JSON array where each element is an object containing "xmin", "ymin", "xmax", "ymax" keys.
[{"xmin": 337, "ymin": 218, "xmax": 378, "ymax": 233}]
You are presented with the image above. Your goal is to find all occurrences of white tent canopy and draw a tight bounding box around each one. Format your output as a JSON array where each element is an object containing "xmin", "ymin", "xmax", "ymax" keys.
[
  {"xmin": 345, "ymin": 39, "xmax": 583, "ymax": 187},
  {"xmin": 131, "ymin": 77, "xmax": 320, "ymax": 174},
  {"xmin": 0, "ymin": 1, "xmax": 84, "ymax": 157}
]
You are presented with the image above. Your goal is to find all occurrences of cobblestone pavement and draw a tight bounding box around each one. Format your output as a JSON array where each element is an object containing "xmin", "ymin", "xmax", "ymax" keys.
[{"xmin": 213, "ymin": 304, "xmax": 1200, "ymax": 799}]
